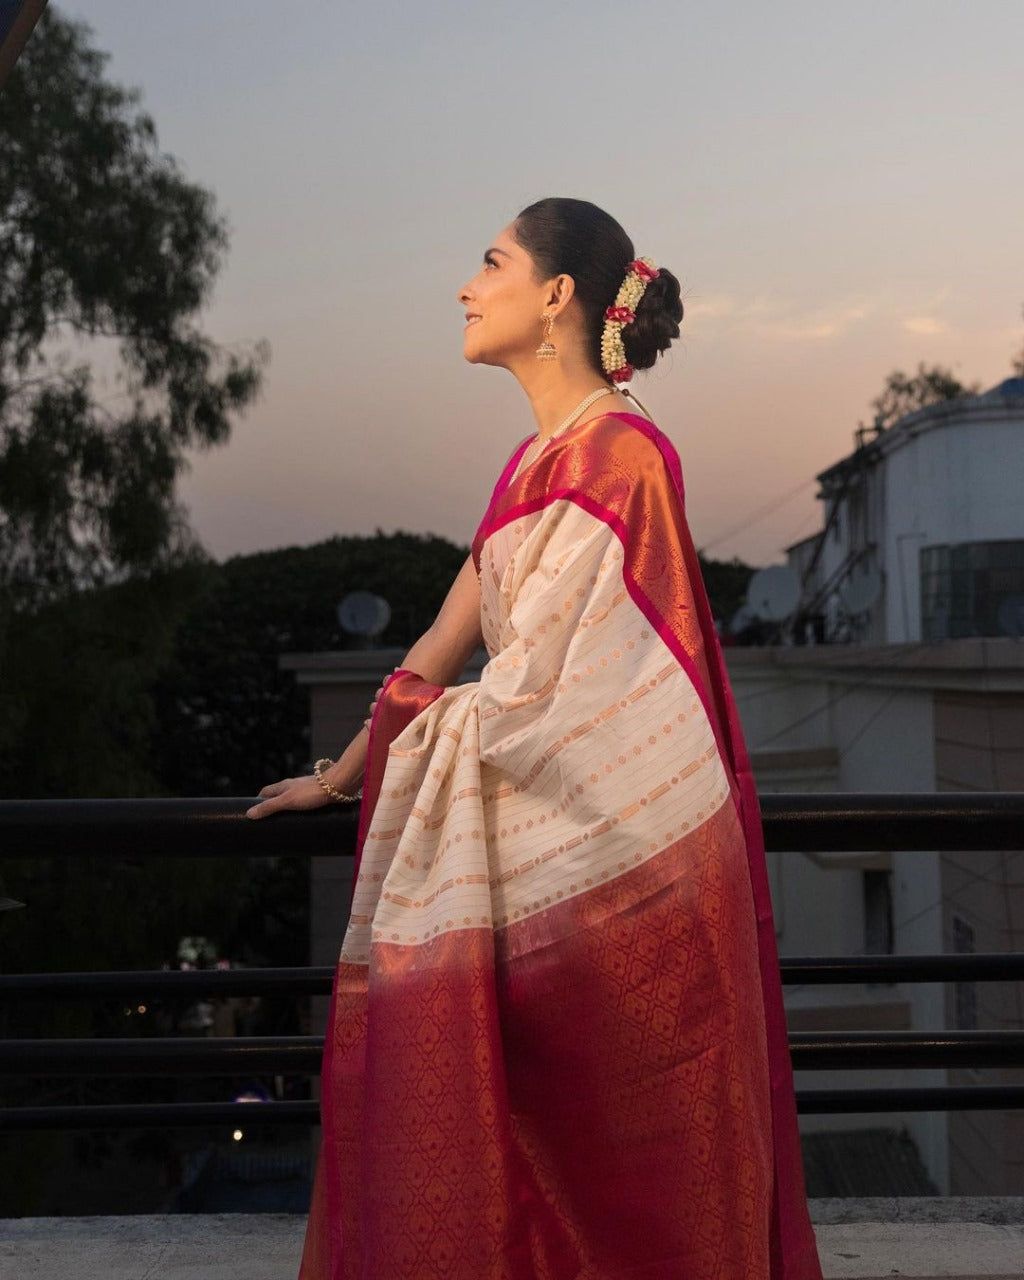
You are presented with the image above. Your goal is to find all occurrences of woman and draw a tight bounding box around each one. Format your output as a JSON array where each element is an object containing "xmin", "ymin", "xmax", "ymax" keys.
[{"xmin": 249, "ymin": 198, "xmax": 822, "ymax": 1280}]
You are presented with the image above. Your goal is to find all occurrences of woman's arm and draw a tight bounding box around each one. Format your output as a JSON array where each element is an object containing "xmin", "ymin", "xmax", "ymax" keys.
[
  {"xmin": 245, "ymin": 554, "xmax": 483, "ymax": 818},
  {"xmin": 400, "ymin": 552, "xmax": 484, "ymax": 685}
]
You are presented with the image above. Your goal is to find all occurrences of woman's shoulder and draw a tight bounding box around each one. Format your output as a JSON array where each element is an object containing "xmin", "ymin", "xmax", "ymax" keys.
[{"xmin": 571, "ymin": 410, "xmax": 685, "ymax": 495}]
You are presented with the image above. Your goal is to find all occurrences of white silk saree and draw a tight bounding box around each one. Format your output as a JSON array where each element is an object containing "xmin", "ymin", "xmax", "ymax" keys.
[{"xmin": 299, "ymin": 411, "xmax": 821, "ymax": 1280}]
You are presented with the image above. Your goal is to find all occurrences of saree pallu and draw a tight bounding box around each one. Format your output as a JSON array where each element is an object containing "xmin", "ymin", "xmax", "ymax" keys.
[{"xmin": 299, "ymin": 411, "xmax": 822, "ymax": 1280}]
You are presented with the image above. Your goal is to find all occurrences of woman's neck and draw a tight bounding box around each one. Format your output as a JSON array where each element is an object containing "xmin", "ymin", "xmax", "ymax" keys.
[{"xmin": 510, "ymin": 355, "xmax": 625, "ymax": 439}]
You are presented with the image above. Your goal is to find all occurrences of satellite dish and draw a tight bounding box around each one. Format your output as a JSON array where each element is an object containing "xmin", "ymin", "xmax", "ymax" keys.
[
  {"xmin": 997, "ymin": 595, "xmax": 1024, "ymax": 638},
  {"xmin": 729, "ymin": 604, "xmax": 757, "ymax": 635},
  {"xmin": 338, "ymin": 591, "xmax": 391, "ymax": 639},
  {"xmin": 746, "ymin": 565, "xmax": 801, "ymax": 622},
  {"xmin": 838, "ymin": 561, "xmax": 883, "ymax": 616}
]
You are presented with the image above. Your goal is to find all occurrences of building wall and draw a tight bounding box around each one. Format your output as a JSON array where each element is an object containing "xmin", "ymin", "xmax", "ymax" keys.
[
  {"xmin": 883, "ymin": 412, "xmax": 1024, "ymax": 643},
  {"xmin": 728, "ymin": 642, "xmax": 1024, "ymax": 1194},
  {"xmin": 730, "ymin": 649, "xmax": 949, "ymax": 1186},
  {"xmin": 935, "ymin": 690, "xmax": 1024, "ymax": 1195}
]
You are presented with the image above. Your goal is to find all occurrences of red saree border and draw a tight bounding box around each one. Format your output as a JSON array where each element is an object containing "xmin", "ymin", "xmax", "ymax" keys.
[
  {"xmin": 353, "ymin": 669, "xmax": 444, "ymax": 884},
  {"xmin": 318, "ymin": 667, "xmax": 445, "ymax": 1270}
]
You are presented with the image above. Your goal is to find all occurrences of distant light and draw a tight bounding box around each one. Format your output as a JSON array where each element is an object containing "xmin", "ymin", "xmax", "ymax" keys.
[
  {"xmin": 234, "ymin": 1087, "xmax": 270, "ymax": 1104},
  {"xmin": 137, "ymin": 1004, "xmax": 147, "ymax": 1014},
  {"xmin": 123, "ymin": 1007, "xmax": 132, "ymax": 1017},
  {"xmin": 232, "ymin": 1129, "xmax": 244, "ymax": 1142}
]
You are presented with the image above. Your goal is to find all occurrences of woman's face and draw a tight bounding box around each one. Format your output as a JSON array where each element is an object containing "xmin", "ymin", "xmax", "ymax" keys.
[{"xmin": 457, "ymin": 224, "xmax": 551, "ymax": 369}]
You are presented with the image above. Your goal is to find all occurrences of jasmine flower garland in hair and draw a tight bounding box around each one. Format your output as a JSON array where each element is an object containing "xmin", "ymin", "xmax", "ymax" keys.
[{"xmin": 600, "ymin": 258, "xmax": 660, "ymax": 384}]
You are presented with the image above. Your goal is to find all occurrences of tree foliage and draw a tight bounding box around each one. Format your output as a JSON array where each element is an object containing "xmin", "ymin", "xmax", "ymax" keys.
[
  {"xmin": 0, "ymin": 9, "xmax": 266, "ymax": 610},
  {"xmin": 0, "ymin": 560, "xmax": 210, "ymax": 798},
  {"xmin": 865, "ymin": 362, "xmax": 980, "ymax": 433},
  {"xmin": 1012, "ymin": 304, "xmax": 1024, "ymax": 378},
  {"xmin": 153, "ymin": 531, "xmax": 467, "ymax": 797},
  {"xmin": 1, "ymin": 530, "xmax": 466, "ymax": 973},
  {"xmin": 697, "ymin": 554, "xmax": 754, "ymax": 628}
]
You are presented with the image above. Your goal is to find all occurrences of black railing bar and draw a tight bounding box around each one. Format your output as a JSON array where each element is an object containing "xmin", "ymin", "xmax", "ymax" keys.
[
  {"xmin": 796, "ymin": 1085, "xmax": 1024, "ymax": 1114},
  {"xmin": 762, "ymin": 791, "xmax": 1024, "ymax": 852},
  {"xmin": 0, "ymin": 967, "xmax": 336, "ymax": 997},
  {"xmin": 0, "ymin": 798, "xmax": 358, "ymax": 859},
  {"xmin": 5, "ymin": 952, "xmax": 1024, "ymax": 1000},
  {"xmin": 4, "ymin": 1029, "xmax": 1024, "ymax": 1075},
  {"xmin": 0, "ymin": 1100, "xmax": 320, "ymax": 1131},
  {"xmin": 780, "ymin": 953, "xmax": 1024, "ymax": 984},
  {"xmin": 2, "ymin": 793, "xmax": 1023, "ymax": 858},
  {"xmin": 789, "ymin": 1033, "xmax": 1024, "ymax": 1070},
  {"xmin": 5, "ymin": 1084, "xmax": 1024, "ymax": 1132},
  {"xmin": 0, "ymin": 1037, "xmax": 322, "ymax": 1075}
]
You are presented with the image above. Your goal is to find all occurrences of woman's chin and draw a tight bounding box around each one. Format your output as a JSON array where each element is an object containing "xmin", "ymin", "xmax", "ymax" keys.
[{"xmin": 462, "ymin": 340, "xmax": 494, "ymax": 367}]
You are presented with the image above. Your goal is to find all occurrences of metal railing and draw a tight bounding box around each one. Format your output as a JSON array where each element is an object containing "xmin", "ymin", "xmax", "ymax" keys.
[{"xmin": 2, "ymin": 793, "xmax": 1023, "ymax": 1132}]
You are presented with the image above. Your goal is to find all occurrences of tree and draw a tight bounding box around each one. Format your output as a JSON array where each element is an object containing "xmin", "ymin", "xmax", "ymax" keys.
[
  {"xmin": 1012, "ymin": 304, "xmax": 1024, "ymax": 378},
  {"xmin": 0, "ymin": 9, "xmax": 266, "ymax": 612},
  {"xmin": 697, "ymin": 554, "xmax": 754, "ymax": 629},
  {"xmin": 864, "ymin": 362, "xmax": 980, "ymax": 435},
  {"xmin": 153, "ymin": 531, "xmax": 467, "ymax": 798}
]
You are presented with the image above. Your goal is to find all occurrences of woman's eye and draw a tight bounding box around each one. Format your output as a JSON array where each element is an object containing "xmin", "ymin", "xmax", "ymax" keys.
[{"xmin": 484, "ymin": 256, "xmax": 498, "ymax": 270}]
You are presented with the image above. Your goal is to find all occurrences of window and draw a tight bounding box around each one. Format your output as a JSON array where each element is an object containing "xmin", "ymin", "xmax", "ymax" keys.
[
  {"xmin": 863, "ymin": 869, "xmax": 893, "ymax": 958},
  {"xmin": 920, "ymin": 540, "xmax": 1024, "ymax": 639}
]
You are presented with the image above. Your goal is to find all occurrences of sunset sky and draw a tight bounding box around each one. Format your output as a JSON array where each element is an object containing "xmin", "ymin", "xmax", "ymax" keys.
[{"xmin": 60, "ymin": 0, "xmax": 1023, "ymax": 567}]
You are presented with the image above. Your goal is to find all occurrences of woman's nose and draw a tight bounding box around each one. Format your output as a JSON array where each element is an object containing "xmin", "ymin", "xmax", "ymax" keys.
[{"xmin": 457, "ymin": 281, "xmax": 472, "ymax": 305}]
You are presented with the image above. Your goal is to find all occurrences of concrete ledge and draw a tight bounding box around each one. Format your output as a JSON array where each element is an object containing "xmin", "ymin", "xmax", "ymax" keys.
[
  {"xmin": 809, "ymin": 1196, "xmax": 1024, "ymax": 1225},
  {"xmin": 0, "ymin": 1214, "xmax": 302, "ymax": 1279},
  {"xmin": 2, "ymin": 1202, "xmax": 1024, "ymax": 1279}
]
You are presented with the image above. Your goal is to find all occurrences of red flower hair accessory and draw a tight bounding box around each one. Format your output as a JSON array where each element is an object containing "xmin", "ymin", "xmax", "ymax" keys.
[
  {"xmin": 605, "ymin": 306, "xmax": 636, "ymax": 325},
  {"xmin": 627, "ymin": 259, "xmax": 660, "ymax": 283}
]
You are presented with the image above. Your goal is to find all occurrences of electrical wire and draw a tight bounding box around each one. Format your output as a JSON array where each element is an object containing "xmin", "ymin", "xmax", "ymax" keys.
[
  {"xmin": 746, "ymin": 639, "xmax": 940, "ymax": 752},
  {"xmin": 744, "ymin": 638, "xmax": 1024, "ymax": 1002},
  {"xmin": 697, "ymin": 477, "xmax": 818, "ymax": 556}
]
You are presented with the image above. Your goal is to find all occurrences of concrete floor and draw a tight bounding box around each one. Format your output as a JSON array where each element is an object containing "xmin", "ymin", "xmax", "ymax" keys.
[{"xmin": 1, "ymin": 1200, "xmax": 1023, "ymax": 1279}]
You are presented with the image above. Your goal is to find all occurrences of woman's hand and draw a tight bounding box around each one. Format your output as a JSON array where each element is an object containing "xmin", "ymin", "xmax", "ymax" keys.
[
  {"xmin": 245, "ymin": 774, "xmax": 333, "ymax": 820},
  {"xmin": 365, "ymin": 685, "xmax": 384, "ymax": 730}
]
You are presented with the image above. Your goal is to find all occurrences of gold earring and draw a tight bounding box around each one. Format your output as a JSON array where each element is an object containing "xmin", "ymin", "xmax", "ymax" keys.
[{"xmin": 536, "ymin": 313, "xmax": 557, "ymax": 361}]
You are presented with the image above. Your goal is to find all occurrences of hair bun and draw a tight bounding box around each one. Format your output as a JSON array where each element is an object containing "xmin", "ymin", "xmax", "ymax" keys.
[{"xmin": 622, "ymin": 269, "xmax": 683, "ymax": 371}]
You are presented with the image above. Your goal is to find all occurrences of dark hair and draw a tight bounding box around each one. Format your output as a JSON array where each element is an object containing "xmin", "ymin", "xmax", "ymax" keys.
[{"xmin": 513, "ymin": 197, "xmax": 683, "ymax": 373}]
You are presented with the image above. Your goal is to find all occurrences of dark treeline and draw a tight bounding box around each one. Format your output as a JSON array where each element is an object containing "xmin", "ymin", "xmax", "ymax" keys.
[{"xmin": 0, "ymin": 531, "xmax": 466, "ymax": 977}]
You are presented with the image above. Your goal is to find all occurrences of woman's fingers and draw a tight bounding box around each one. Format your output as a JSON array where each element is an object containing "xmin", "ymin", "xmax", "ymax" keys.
[
  {"xmin": 246, "ymin": 775, "xmax": 330, "ymax": 820},
  {"xmin": 246, "ymin": 795, "xmax": 278, "ymax": 820},
  {"xmin": 248, "ymin": 777, "xmax": 297, "ymax": 818}
]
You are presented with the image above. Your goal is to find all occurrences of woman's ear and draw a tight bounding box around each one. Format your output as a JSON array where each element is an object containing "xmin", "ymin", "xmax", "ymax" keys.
[{"xmin": 546, "ymin": 273, "xmax": 576, "ymax": 317}]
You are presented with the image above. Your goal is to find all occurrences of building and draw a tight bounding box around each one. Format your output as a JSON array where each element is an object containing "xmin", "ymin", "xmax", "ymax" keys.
[
  {"xmin": 733, "ymin": 377, "xmax": 1024, "ymax": 1194},
  {"xmin": 791, "ymin": 377, "xmax": 1024, "ymax": 646}
]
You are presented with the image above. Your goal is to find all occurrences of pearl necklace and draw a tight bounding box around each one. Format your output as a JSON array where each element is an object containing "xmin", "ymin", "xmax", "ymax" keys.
[
  {"xmin": 518, "ymin": 385, "xmax": 615, "ymax": 475},
  {"xmin": 550, "ymin": 385, "xmax": 616, "ymax": 439}
]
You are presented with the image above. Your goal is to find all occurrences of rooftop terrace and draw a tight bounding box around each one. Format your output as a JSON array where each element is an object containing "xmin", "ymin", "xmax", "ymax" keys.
[{"xmin": 3, "ymin": 1199, "xmax": 1024, "ymax": 1279}]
